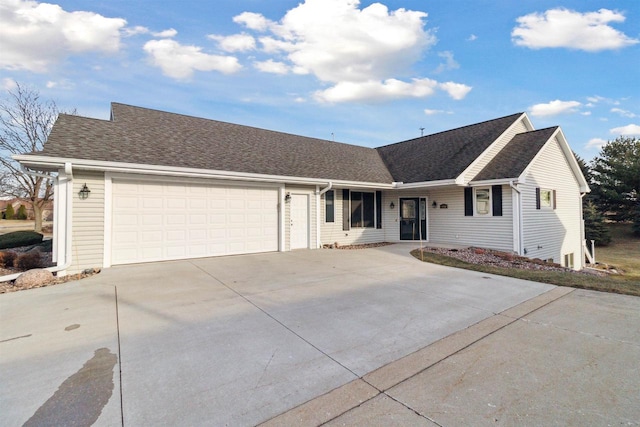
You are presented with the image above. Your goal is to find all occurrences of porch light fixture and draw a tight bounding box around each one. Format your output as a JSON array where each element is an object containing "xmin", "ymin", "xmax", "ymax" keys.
[
  {"xmin": 432, "ymin": 200, "xmax": 437, "ymax": 208},
  {"xmin": 79, "ymin": 183, "xmax": 91, "ymax": 199},
  {"xmin": 284, "ymin": 192, "xmax": 291, "ymax": 202},
  {"xmin": 389, "ymin": 202, "xmax": 395, "ymax": 209}
]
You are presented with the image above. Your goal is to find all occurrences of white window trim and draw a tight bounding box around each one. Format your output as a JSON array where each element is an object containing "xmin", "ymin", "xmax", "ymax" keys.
[
  {"xmin": 540, "ymin": 188, "xmax": 554, "ymax": 209},
  {"xmin": 474, "ymin": 187, "xmax": 492, "ymax": 216}
]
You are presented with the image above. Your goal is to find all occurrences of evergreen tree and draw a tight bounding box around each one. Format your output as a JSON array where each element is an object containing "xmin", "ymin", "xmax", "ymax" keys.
[
  {"xmin": 590, "ymin": 137, "xmax": 640, "ymax": 222},
  {"xmin": 16, "ymin": 204, "xmax": 27, "ymax": 220},
  {"xmin": 583, "ymin": 200, "xmax": 611, "ymax": 246},
  {"xmin": 5, "ymin": 203, "xmax": 14, "ymax": 220}
]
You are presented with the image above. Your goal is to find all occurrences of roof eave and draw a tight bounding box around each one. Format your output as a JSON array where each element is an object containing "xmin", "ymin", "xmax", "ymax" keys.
[{"xmin": 13, "ymin": 154, "xmax": 396, "ymax": 189}]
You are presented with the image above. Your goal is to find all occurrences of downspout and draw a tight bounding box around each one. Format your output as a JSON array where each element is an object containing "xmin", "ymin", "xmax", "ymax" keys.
[
  {"xmin": 316, "ymin": 182, "xmax": 333, "ymax": 249},
  {"xmin": 0, "ymin": 163, "xmax": 73, "ymax": 282},
  {"xmin": 510, "ymin": 181, "xmax": 523, "ymax": 255}
]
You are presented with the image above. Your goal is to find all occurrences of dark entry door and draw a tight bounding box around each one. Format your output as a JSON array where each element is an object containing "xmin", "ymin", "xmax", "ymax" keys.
[{"xmin": 400, "ymin": 198, "xmax": 427, "ymax": 241}]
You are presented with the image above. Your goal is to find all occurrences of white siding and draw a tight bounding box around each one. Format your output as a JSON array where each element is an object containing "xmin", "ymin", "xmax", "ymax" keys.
[
  {"xmin": 426, "ymin": 186, "xmax": 513, "ymax": 251},
  {"xmin": 320, "ymin": 189, "xmax": 385, "ymax": 246},
  {"xmin": 463, "ymin": 119, "xmax": 531, "ymax": 183},
  {"xmin": 69, "ymin": 171, "xmax": 105, "ymax": 274},
  {"xmin": 521, "ymin": 136, "xmax": 584, "ymax": 269},
  {"xmin": 284, "ymin": 185, "xmax": 317, "ymax": 251}
]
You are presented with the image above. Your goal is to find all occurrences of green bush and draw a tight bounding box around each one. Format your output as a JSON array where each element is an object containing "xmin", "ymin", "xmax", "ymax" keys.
[
  {"xmin": 0, "ymin": 231, "xmax": 43, "ymax": 250},
  {"xmin": 16, "ymin": 204, "xmax": 28, "ymax": 220},
  {"xmin": 4, "ymin": 204, "xmax": 14, "ymax": 220}
]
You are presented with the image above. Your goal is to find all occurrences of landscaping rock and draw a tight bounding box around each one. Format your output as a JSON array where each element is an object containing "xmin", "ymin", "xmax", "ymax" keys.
[{"xmin": 14, "ymin": 269, "xmax": 54, "ymax": 288}]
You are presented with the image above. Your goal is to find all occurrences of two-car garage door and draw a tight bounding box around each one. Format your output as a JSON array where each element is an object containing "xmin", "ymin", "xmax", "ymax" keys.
[{"xmin": 111, "ymin": 180, "xmax": 279, "ymax": 265}]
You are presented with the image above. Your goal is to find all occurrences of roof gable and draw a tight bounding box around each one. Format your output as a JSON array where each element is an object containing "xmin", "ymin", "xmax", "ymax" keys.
[
  {"xmin": 375, "ymin": 113, "xmax": 523, "ymax": 183},
  {"xmin": 473, "ymin": 127, "xmax": 558, "ymax": 181}
]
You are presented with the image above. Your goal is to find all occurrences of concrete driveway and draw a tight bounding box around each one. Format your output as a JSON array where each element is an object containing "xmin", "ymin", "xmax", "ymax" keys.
[{"xmin": 1, "ymin": 245, "xmax": 638, "ymax": 426}]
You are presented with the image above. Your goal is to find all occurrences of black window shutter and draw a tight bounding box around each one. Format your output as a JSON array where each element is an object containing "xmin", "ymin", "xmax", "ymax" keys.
[
  {"xmin": 492, "ymin": 185, "xmax": 503, "ymax": 216},
  {"xmin": 535, "ymin": 188, "xmax": 541, "ymax": 210},
  {"xmin": 376, "ymin": 191, "xmax": 382, "ymax": 229},
  {"xmin": 553, "ymin": 190, "xmax": 557, "ymax": 210},
  {"xmin": 464, "ymin": 187, "xmax": 473, "ymax": 216},
  {"xmin": 342, "ymin": 189, "xmax": 350, "ymax": 231}
]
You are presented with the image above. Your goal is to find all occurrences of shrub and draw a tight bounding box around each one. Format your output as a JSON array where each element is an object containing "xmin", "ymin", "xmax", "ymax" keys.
[
  {"xmin": 0, "ymin": 251, "xmax": 18, "ymax": 268},
  {"xmin": 0, "ymin": 231, "xmax": 43, "ymax": 250},
  {"xmin": 5, "ymin": 204, "xmax": 15, "ymax": 220},
  {"xmin": 15, "ymin": 251, "xmax": 44, "ymax": 270},
  {"xmin": 16, "ymin": 204, "xmax": 28, "ymax": 220}
]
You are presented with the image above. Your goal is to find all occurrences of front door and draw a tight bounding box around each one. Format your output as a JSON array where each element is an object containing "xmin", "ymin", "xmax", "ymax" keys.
[
  {"xmin": 290, "ymin": 194, "xmax": 309, "ymax": 249},
  {"xmin": 399, "ymin": 198, "xmax": 427, "ymax": 240}
]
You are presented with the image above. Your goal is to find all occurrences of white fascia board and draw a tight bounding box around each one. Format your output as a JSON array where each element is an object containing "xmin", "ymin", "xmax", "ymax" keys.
[
  {"xmin": 468, "ymin": 178, "xmax": 517, "ymax": 187},
  {"xmin": 517, "ymin": 127, "xmax": 590, "ymax": 193},
  {"xmin": 455, "ymin": 113, "xmax": 530, "ymax": 185},
  {"xmin": 394, "ymin": 179, "xmax": 458, "ymax": 189},
  {"xmin": 13, "ymin": 154, "xmax": 396, "ymax": 190}
]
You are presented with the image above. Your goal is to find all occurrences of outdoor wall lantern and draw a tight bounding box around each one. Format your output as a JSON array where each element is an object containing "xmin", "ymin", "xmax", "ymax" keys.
[
  {"xmin": 79, "ymin": 183, "xmax": 91, "ymax": 199},
  {"xmin": 284, "ymin": 192, "xmax": 291, "ymax": 202},
  {"xmin": 432, "ymin": 200, "xmax": 437, "ymax": 208},
  {"xmin": 389, "ymin": 201, "xmax": 395, "ymax": 209}
]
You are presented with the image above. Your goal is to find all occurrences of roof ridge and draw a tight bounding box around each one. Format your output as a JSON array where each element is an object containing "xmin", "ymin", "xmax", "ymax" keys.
[{"xmin": 376, "ymin": 112, "xmax": 524, "ymax": 149}]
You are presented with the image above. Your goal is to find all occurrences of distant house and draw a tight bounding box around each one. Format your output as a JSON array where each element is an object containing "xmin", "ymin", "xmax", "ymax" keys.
[
  {"xmin": 0, "ymin": 198, "xmax": 53, "ymax": 221},
  {"xmin": 15, "ymin": 103, "xmax": 589, "ymax": 275}
]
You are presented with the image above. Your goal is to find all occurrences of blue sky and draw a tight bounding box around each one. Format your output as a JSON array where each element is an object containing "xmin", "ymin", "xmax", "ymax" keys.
[{"xmin": 1, "ymin": 0, "xmax": 638, "ymax": 161}]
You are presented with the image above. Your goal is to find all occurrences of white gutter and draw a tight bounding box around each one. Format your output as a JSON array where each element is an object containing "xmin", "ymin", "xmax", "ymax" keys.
[
  {"xmin": 13, "ymin": 155, "xmax": 396, "ymax": 190},
  {"xmin": 0, "ymin": 163, "xmax": 73, "ymax": 283},
  {"xmin": 316, "ymin": 182, "xmax": 333, "ymax": 249},
  {"xmin": 510, "ymin": 180, "xmax": 523, "ymax": 255},
  {"xmin": 393, "ymin": 179, "xmax": 458, "ymax": 189}
]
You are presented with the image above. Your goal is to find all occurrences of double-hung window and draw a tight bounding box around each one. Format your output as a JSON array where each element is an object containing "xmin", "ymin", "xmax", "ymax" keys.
[{"xmin": 475, "ymin": 188, "xmax": 491, "ymax": 215}]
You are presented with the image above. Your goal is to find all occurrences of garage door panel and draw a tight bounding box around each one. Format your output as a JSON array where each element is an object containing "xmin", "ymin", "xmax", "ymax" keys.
[{"xmin": 112, "ymin": 181, "xmax": 279, "ymax": 265}]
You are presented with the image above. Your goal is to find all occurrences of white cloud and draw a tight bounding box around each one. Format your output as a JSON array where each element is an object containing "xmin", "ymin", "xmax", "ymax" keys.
[
  {"xmin": 587, "ymin": 95, "xmax": 620, "ymax": 105},
  {"xmin": 467, "ymin": 34, "xmax": 478, "ymax": 41},
  {"xmin": 610, "ymin": 124, "xmax": 640, "ymax": 136},
  {"xmin": 438, "ymin": 82, "xmax": 472, "ymax": 100},
  {"xmin": 153, "ymin": 28, "xmax": 177, "ymax": 38},
  {"xmin": 611, "ymin": 108, "xmax": 637, "ymax": 118},
  {"xmin": 233, "ymin": 11, "xmax": 273, "ymax": 31},
  {"xmin": 512, "ymin": 8, "xmax": 639, "ymax": 51},
  {"xmin": 209, "ymin": 33, "xmax": 256, "ymax": 52},
  {"xmin": 0, "ymin": 0, "xmax": 127, "ymax": 72},
  {"xmin": 434, "ymin": 51, "xmax": 459, "ymax": 73},
  {"xmin": 1, "ymin": 78, "xmax": 18, "ymax": 91},
  {"xmin": 314, "ymin": 78, "xmax": 439, "ymax": 103},
  {"xmin": 232, "ymin": 0, "xmax": 470, "ymax": 103},
  {"xmin": 254, "ymin": 59, "xmax": 289, "ymax": 74},
  {"xmin": 529, "ymin": 100, "xmax": 582, "ymax": 117},
  {"xmin": 143, "ymin": 39, "xmax": 241, "ymax": 79},
  {"xmin": 424, "ymin": 109, "xmax": 452, "ymax": 115},
  {"xmin": 586, "ymin": 138, "xmax": 607, "ymax": 149}
]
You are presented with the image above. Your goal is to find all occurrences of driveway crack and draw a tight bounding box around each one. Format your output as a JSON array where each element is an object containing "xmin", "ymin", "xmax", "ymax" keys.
[{"xmin": 190, "ymin": 262, "xmax": 361, "ymax": 380}]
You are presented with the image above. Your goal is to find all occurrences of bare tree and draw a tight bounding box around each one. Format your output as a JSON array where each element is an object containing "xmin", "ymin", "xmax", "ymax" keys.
[{"xmin": 0, "ymin": 82, "xmax": 74, "ymax": 232}]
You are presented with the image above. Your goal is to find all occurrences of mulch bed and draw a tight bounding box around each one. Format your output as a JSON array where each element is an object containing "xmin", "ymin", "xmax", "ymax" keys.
[
  {"xmin": 419, "ymin": 246, "xmax": 606, "ymax": 276},
  {"xmin": 0, "ymin": 243, "xmax": 99, "ymax": 294}
]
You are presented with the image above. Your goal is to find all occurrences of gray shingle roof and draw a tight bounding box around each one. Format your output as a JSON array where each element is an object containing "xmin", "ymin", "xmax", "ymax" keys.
[
  {"xmin": 473, "ymin": 127, "xmax": 558, "ymax": 181},
  {"xmin": 41, "ymin": 103, "xmax": 394, "ymax": 183},
  {"xmin": 375, "ymin": 113, "xmax": 523, "ymax": 182},
  {"xmin": 38, "ymin": 104, "xmax": 548, "ymax": 185}
]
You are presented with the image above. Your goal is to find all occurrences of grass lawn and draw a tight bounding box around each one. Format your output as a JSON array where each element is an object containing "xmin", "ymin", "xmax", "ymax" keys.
[
  {"xmin": 595, "ymin": 223, "xmax": 640, "ymax": 284},
  {"xmin": 411, "ymin": 223, "xmax": 640, "ymax": 297}
]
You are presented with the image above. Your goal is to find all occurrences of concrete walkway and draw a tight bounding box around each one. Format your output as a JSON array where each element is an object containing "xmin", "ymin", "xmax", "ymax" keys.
[{"xmin": 1, "ymin": 245, "xmax": 638, "ymax": 426}]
